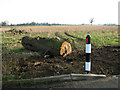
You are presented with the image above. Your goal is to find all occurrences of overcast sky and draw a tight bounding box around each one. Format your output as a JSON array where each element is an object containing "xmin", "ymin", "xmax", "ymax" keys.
[{"xmin": 0, "ymin": 0, "xmax": 119, "ymax": 25}]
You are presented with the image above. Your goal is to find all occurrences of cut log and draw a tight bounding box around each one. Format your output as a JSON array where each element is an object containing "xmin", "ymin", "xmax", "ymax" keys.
[
  {"xmin": 60, "ymin": 41, "xmax": 72, "ymax": 57},
  {"xmin": 21, "ymin": 36, "xmax": 72, "ymax": 57}
]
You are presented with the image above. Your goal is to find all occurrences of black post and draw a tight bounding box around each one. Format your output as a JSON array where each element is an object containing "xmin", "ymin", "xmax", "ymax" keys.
[{"xmin": 85, "ymin": 35, "xmax": 91, "ymax": 74}]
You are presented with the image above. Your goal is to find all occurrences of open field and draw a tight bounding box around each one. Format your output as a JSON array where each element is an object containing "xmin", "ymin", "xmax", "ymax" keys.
[
  {"xmin": 2, "ymin": 25, "xmax": 118, "ymax": 32},
  {"xmin": 1, "ymin": 25, "xmax": 119, "ymax": 84}
]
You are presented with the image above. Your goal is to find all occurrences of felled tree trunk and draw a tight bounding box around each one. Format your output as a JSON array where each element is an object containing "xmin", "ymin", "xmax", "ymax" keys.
[{"xmin": 21, "ymin": 36, "xmax": 72, "ymax": 57}]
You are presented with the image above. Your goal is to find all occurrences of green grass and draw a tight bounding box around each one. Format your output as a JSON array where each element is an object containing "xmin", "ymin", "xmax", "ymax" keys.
[
  {"xmin": 68, "ymin": 30, "xmax": 118, "ymax": 46},
  {"xmin": 2, "ymin": 30, "xmax": 118, "ymax": 57},
  {"xmin": 2, "ymin": 30, "xmax": 118, "ymax": 55}
]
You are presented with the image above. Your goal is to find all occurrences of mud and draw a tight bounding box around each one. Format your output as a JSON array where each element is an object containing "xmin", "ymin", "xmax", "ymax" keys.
[{"xmin": 10, "ymin": 45, "xmax": 120, "ymax": 79}]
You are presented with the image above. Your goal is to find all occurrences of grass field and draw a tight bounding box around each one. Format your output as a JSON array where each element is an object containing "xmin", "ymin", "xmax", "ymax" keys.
[
  {"xmin": 2, "ymin": 25, "xmax": 118, "ymax": 49},
  {"xmin": 1, "ymin": 25, "xmax": 119, "ymax": 82}
]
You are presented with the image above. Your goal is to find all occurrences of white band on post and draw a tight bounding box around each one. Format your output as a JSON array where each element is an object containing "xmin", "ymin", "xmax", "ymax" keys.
[
  {"xmin": 86, "ymin": 44, "xmax": 91, "ymax": 53},
  {"xmin": 85, "ymin": 62, "xmax": 91, "ymax": 71}
]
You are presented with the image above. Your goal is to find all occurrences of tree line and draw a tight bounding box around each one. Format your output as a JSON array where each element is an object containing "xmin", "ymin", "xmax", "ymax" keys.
[
  {"xmin": 0, "ymin": 21, "xmax": 117, "ymax": 26},
  {"xmin": 0, "ymin": 21, "xmax": 63, "ymax": 26}
]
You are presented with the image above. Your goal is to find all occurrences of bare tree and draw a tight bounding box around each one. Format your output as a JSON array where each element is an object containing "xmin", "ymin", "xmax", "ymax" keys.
[{"xmin": 90, "ymin": 18, "xmax": 94, "ymax": 25}]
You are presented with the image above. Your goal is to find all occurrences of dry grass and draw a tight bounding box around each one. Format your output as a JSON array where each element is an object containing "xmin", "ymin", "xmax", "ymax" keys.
[{"xmin": 1, "ymin": 25, "xmax": 118, "ymax": 33}]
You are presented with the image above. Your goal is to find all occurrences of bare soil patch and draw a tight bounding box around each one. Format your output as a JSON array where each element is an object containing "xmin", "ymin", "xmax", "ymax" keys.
[{"xmin": 4, "ymin": 45, "xmax": 119, "ymax": 80}]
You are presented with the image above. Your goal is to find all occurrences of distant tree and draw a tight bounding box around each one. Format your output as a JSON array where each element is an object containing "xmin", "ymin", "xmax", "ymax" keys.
[
  {"xmin": 30, "ymin": 22, "xmax": 36, "ymax": 25},
  {"xmin": 81, "ymin": 23, "xmax": 85, "ymax": 25},
  {"xmin": 90, "ymin": 18, "xmax": 94, "ymax": 25},
  {"xmin": 1, "ymin": 21, "xmax": 8, "ymax": 26}
]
